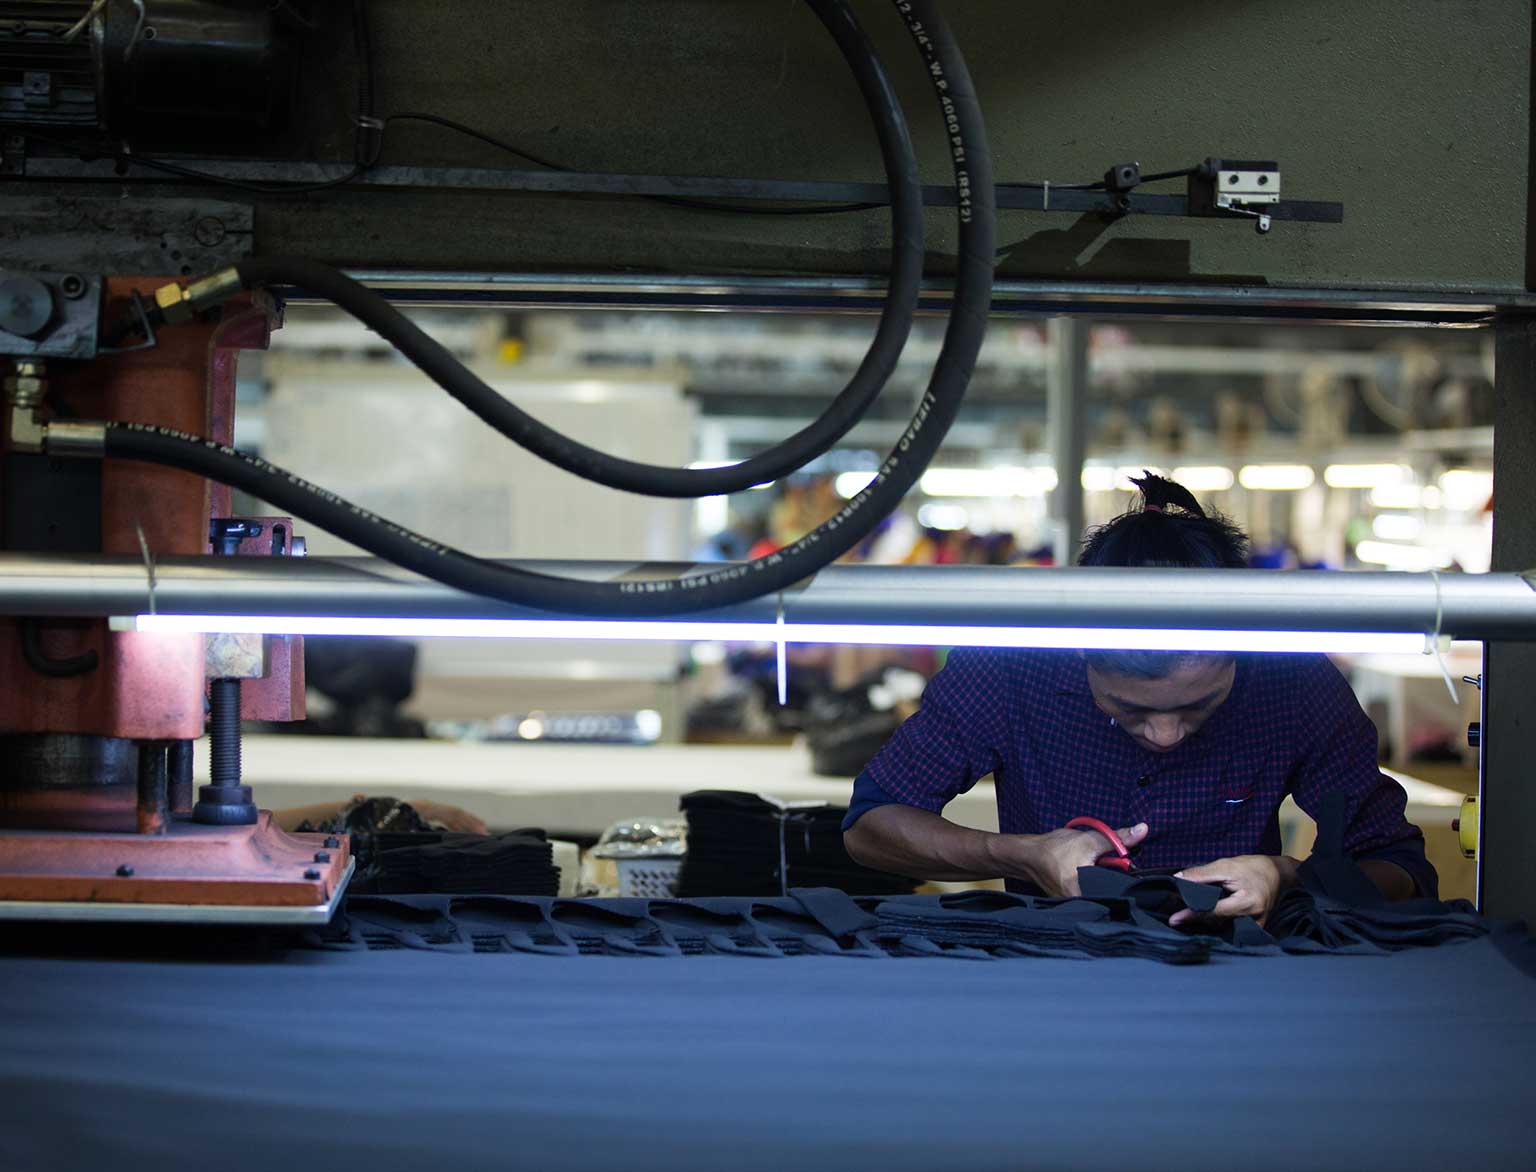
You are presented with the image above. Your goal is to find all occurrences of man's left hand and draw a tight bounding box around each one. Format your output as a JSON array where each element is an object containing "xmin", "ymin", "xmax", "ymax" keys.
[{"xmin": 1170, "ymin": 854, "xmax": 1299, "ymax": 927}]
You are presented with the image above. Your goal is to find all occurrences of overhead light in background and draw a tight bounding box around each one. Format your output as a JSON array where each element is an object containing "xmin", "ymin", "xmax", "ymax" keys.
[
  {"xmin": 1170, "ymin": 466, "xmax": 1235, "ymax": 492},
  {"xmin": 1115, "ymin": 466, "xmax": 1154, "ymax": 490},
  {"xmin": 1238, "ymin": 464, "xmax": 1315, "ymax": 491},
  {"xmin": 1081, "ymin": 467, "xmax": 1171, "ymax": 492},
  {"xmin": 1438, "ymin": 468, "xmax": 1493, "ymax": 511},
  {"xmin": 1371, "ymin": 514, "xmax": 1424, "ymax": 542},
  {"xmin": 1354, "ymin": 540, "xmax": 1454, "ymax": 571},
  {"xmin": 916, "ymin": 503, "xmax": 971, "ymax": 530},
  {"xmin": 919, "ymin": 467, "xmax": 1058, "ymax": 498},
  {"xmin": 694, "ymin": 495, "xmax": 729, "ymax": 538},
  {"xmin": 1324, "ymin": 463, "xmax": 1411, "ymax": 489},
  {"xmin": 1080, "ymin": 466, "xmax": 1115, "ymax": 492},
  {"xmin": 834, "ymin": 470, "xmax": 879, "ymax": 499},
  {"xmin": 121, "ymin": 613, "xmax": 1430, "ymax": 656},
  {"xmin": 1370, "ymin": 483, "xmax": 1442, "ymax": 510},
  {"xmin": 1080, "ymin": 466, "xmax": 1157, "ymax": 492}
]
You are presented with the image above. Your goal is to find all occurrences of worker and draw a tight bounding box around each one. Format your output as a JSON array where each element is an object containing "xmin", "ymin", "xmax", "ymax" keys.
[{"xmin": 842, "ymin": 473, "xmax": 1435, "ymax": 925}]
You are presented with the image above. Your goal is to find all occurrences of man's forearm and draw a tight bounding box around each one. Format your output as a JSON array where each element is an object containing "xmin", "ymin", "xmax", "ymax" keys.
[{"xmin": 844, "ymin": 804, "xmax": 1023, "ymax": 882}]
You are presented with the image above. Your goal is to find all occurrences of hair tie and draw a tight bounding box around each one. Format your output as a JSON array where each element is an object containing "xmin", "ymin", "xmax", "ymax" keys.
[{"xmin": 1144, "ymin": 504, "xmax": 1163, "ymax": 513}]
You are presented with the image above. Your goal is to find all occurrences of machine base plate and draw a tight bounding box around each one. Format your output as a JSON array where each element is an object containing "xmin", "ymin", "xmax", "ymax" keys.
[{"xmin": 0, "ymin": 812, "xmax": 352, "ymax": 923}]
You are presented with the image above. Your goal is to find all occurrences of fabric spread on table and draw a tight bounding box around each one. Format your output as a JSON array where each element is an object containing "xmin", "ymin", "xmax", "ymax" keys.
[{"xmin": 300, "ymin": 871, "xmax": 1502, "ymax": 966}]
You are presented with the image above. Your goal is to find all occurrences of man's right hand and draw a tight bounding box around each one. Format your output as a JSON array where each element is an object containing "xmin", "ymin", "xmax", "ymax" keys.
[{"xmin": 1005, "ymin": 821, "xmax": 1149, "ymax": 897}]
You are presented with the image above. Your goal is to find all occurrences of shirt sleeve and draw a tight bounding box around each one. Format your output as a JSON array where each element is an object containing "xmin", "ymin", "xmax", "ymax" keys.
[
  {"xmin": 1285, "ymin": 655, "xmax": 1439, "ymax": 898},
  {"xmin": 841, "ymin": 648, "xmax": 1012, "ymax": 832}
]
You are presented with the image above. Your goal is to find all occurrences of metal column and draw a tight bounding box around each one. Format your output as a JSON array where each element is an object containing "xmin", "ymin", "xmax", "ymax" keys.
[
  {"xmin": 1047, "ymin": 316, "xmax": 1089, "ymax": 565},
  {"xmin": 1483, "ymin": 316, "xmax": 1536, "ymax": 921}
]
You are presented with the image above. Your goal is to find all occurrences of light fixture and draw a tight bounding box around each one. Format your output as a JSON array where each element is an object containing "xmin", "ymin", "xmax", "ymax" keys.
[
  {"xmin": 120, "ymin": 613, "xmax": 1430, "ymax": 655},
  {"xmin": 1369, "ymin": 483, "xmax": 1443, "ymax": 510},
  {"xmin": 834, "ymin": 470, "xmax": 878, "ymax": 499},
  {"xmin": 1080, "ymin": 466, "xmax": 1116, "ymax": 492},
  {"xmin": 1170, "ymin": 466, "xmax": 1235, "ymax": 492},
  {"xmin": 919, "ymin": 466, "xmax": 1058, "ymax": 498},
  {"xmin": 1438, "ymin": 469, "xmax": 1493, "ymax": 512},
  {"xmin": 1370, "ymin": 514, "xmax": 1423, "ymax": 542},
  {"xmin": 916, "ymin": 503, "xmax": 970, "ymax": 531},
  {"xmin": 1354, "ymin": 540, "xmax": 1454, "ymax": 572},
  {"xmin": 1116, "ymin": 466, "xmax": 1159, "ymax": 490},
  {"xmin": 1324, "ymin": 463, "xmax": 1411, "ymax": 489},
  {"xmin": 1238, "ymin": 464, "xmax": 1315, "ymax": 491},
  {"xmin": 1081, "ymin": 466, "xmax": 1154, "ymax": 492}
]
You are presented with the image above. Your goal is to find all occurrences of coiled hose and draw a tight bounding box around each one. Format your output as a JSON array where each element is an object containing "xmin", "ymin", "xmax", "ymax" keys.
[
  {"xmin": 99, "ymin": 0, "xmax": 995, "ymax": 617},
  {"xmin": 235, "ymin": 0, "xmax": 924, "ymax": 500}
]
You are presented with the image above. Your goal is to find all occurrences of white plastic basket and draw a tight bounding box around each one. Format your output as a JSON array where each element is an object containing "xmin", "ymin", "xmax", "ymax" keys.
[{"xmin": 615, "ymin": 857, "xmax": 683, "ymax": 898}]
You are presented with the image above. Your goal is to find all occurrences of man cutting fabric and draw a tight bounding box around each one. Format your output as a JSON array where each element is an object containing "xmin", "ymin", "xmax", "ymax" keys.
[{"xmin": 843, "ymin": 474, "xmax": 1435, "ymax": 925}]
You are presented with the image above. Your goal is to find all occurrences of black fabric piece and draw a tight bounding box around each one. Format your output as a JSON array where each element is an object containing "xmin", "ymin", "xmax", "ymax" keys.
[
  {"xmin": 678, "ymin": 790, "xmax": 916, "ymax": 897},
  {"xmin": 294, "ymin": 797, "xmax": 560, "ymax": 895},
  {"xmin": 351, "ymin": 830, "xmax": 560, "ymax": 897},
  {"xmin": 790, "ymin": 886, "xmax": 881, "ymax": 939},
  {"xmin": 1076, "ymin": 866, "xmax": 1224, "ymax": 916},
  {"xmin": 1299, "ymin": 790, "xmax": 1390, "ymax": 908}
]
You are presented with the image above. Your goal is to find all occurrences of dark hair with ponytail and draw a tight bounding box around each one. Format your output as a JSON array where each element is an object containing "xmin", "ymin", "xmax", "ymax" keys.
[
  {"xmin": 1079, "ymin": 472, "xmax": 1249, "ymax": 570},
  {"xmin": 1079, "ymin": 472, "xmax": 1250, "ymax": 677}
]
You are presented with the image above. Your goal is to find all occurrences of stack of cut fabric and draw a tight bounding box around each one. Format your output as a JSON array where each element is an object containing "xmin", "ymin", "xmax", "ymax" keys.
[
  {"xmin": 871, "ymin": 890, "xmax": 1213, "ymax": 964},
  {"xmin": 354, "ymin": 830, "xmax": 561, "ymax": 896},
  {"xmin": 295, "ymin": 796, "xmax": 561, "ymax": 896},
  {"xmin": 678, "ymin": 790, "xmax": 915, "ymax": 897}
]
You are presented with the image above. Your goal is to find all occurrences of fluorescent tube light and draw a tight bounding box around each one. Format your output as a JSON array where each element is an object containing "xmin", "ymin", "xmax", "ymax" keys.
[
  {"xmin": 1370, "ymin": 483, "xmax": 1443, "ymax": 510},
  {"xmin": 1370, "ymin": 514, "xmax": 1424, "ymax": 542},
  {"xmin": 1238, "ymin": 464, "xmax": 1315, "ymax": 491},
  {"xmin": 1080, "ymin": 466, "xmax": 1116, "ymax": 492},
  {"xmin": 919, "ymin": 467, "xmax": 1058, "ymax": 498},
  {"xmin": 1438, "ymin": 469, "xmax": 1493, "ymax": 512},
  {"xmin": 121, "ymin": 613, "xmax": 1428, "ymax": 655},
  {"xmin": 834, "ymin": 471, "xmax": 878, "ymax": 499},
  {"xmin": 916, "ymin": 503, "xmax": 970, "ymax": 531},
  {"xmin": 1324, "ymin": 463, "xmax": 1410, "ymax": 489},
  {"xmin": 1354, "ymin": 541, "xmax": 1454, "ymax": 571},
  {"xmin": 1170, "ymin": 466, "xmax": 1235, "ymax": 492}
]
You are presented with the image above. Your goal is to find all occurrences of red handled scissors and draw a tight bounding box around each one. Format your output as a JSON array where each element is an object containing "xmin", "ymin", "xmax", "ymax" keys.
[{"xmin": 1065, "ymin": 816, "xmax": 1135, "ymax": 872}]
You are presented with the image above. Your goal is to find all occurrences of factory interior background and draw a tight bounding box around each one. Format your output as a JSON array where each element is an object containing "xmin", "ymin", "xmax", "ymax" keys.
[{"xmin": 229, "ymin": 302, "xmax": 1491, "ymax": 898}]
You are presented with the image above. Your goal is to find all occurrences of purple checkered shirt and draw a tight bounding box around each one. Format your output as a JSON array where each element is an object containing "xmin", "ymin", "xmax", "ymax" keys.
[{"xmin": 845, "ymin": 649, "xmax": 1435, "ymax": 895}]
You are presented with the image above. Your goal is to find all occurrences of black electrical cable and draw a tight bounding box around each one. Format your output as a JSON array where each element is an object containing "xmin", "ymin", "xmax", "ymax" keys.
[
  {"xmin": 98, "ymin": 0, "xmax": 994, "ymax": 618},
  {"xmin": 227, "ymin": 0, "xmax": 923, "ymax": 500}
]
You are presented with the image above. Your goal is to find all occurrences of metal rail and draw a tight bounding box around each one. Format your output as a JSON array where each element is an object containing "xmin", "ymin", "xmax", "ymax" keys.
[{"xmin": 1, "ymin": 555, "xmax": 1533, "ymax": 638}]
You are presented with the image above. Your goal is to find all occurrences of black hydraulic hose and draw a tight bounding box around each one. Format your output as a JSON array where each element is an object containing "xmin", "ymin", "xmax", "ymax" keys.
[
  {"xmin": 99, "ymin": 0, "xmax": 994, "ymax": 618},
  {"xmin": 230, "ymin": 0, "xmax": 924, "ymax": 500}
]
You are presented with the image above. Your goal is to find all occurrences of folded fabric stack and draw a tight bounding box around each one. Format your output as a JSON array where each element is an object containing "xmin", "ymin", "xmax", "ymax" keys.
[
  {"xmin": 871, "ymin": 890, "xmax": 1213, "ymax": 965},
  {"xmin": 1266, "ymin": 891, "xmax": 1488, "ymax": 954},
  {"xmin": 677, "ymin": 790, "xmax": 915, "ymax": 897},
  {"xmin": 293, "ymin": 795, "xmax": 561, "ymax": 896},
  {"xmin": 354, "ymin": 830, "xmax": 561, "ymax": 896}
]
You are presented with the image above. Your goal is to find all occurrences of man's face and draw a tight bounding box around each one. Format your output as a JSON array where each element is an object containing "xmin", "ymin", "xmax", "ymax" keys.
[{"xmin": 1084, "ymin": 656, "xmax": 1237, "ymax": 754}]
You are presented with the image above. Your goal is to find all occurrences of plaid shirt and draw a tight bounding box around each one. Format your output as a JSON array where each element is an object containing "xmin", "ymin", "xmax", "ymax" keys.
[{"xmin": 846, "ymin": 649, "xmax": 1435, "ymax": 895}]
